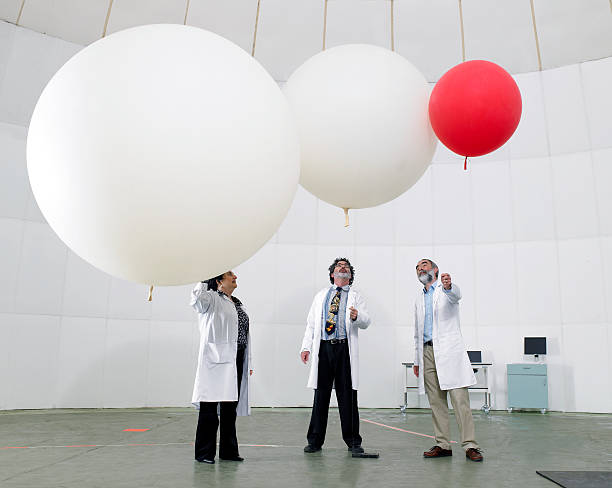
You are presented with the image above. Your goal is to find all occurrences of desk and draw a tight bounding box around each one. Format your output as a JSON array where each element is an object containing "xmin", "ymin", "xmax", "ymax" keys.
[{"xmin": 401, "ymin": 362, "xmax": 493, "ymax": 414}]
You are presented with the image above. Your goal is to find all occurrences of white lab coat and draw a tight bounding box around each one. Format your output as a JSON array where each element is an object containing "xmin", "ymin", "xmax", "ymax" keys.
[
  {"xmin": 413, "ymin": 283, "xmax": 475, "ymax": 395},
  {"xmin": 300, "ymin": 286, "xmax": 371, "ymax": 390},
  {"xmin": 191, "ymin": 282, "xmax": 251, "ymax": 416}
]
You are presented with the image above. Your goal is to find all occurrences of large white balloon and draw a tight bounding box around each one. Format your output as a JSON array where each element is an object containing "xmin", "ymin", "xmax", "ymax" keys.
[
  {"xmin": 284, "ymin": 44, "xmax": 436, "ymax": 209},
  {"xmin": 27, "ymin": 24, "xmax": 299, "ymax": 286}
]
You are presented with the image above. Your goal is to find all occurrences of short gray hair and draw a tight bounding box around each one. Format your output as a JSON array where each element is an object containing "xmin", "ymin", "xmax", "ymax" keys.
[{"xmin": 416, "ymin": 258, "xmax": 439, "ymax": 278}]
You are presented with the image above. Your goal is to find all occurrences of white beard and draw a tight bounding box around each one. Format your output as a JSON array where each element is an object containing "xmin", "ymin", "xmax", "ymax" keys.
[
  {"xmin": 335, "ymin": 272, "xmax": 351, "ymax": 280},
  {"xmin": 418, "ymin": 270, "xmax": 435, "ymax": 285}
]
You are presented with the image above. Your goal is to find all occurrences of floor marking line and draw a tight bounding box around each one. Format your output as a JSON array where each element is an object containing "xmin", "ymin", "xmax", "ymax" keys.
[
  {"xmin": 361, "ymin": 418, "xmax": 458, "ymax": 444},
  {"xmin": 1, "ymin": 442, "xmax": 287, "ymax": 450}
]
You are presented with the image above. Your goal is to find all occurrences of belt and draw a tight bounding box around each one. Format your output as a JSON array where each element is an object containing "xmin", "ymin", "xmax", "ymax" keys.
[
  {"xmin": 321, "ymin": 338, "xmax": 347, "ymax": 344},
  {"xmin": 424, "ymin": 340, "xmax": 433, "ymax": 347}
]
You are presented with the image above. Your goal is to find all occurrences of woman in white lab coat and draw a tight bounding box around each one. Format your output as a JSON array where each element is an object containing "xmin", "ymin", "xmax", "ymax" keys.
[{"xmin": 190, "ymin": 271, "xmax": 252, "ymax": 464}]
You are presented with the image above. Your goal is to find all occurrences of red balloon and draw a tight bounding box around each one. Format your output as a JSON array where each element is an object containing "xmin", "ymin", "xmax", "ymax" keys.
[{"xmin": 429, "ymin": 60, "xmax": 522, "ymax": 158}]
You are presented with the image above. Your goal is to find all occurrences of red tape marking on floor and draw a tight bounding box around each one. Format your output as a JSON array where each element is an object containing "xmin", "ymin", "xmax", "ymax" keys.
[
  {"xmin": 361, "ymin": 418, "xmax": 457, "ymax": 444},
  {"xmin": 123, "ymin": 429, "xmax": 150, "ymax": 432}
]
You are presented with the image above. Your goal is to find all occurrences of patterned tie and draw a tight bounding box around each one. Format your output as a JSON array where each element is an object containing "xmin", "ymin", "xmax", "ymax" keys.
[{"xmin": 325, "ymin": 287, "xmax": 343, "ymax": 335}]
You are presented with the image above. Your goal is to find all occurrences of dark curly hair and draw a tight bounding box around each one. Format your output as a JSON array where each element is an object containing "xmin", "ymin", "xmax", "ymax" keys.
[
  {"xmin": 201, "ymin": 273, "xmax": 226, "ymax": 291},
  {"xmin": 328, "ymin": 257, "xmax": 355, "ymax": 285}
]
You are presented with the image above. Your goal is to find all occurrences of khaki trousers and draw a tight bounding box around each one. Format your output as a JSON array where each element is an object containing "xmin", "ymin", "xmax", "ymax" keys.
[{"xmin": 423, "ymin": 343, "xmax": 479, "ymax": 451}]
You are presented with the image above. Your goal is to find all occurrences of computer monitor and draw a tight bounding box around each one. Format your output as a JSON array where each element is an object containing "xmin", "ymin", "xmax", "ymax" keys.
[
  {"xmin": 467, "ymin": 351, "xmax": 482, "ymax": 363},
  {"xmin": 524, "ymin": 337, "xmax": 546, "ymax": 355}
]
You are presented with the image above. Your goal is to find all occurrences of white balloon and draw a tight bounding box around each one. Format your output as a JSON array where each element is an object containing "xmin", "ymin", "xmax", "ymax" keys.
[
  {"xmin": 27, "ymin": 24, "xmax": 299, "ymax": 286},
  {"xmin": 284, "ymin": 44, "xmax": 436, "ymax": 209}
]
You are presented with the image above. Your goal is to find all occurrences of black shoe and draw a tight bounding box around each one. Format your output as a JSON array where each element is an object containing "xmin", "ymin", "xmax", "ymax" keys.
[
  {"xmin": 304, "ymin": 445, "xmax": 321, "ymax": 453},
  {"xmin": 220, "ymin": 456, "xmax": 244, "ymax": 462},
  {"xmin": 196, "ymin": 458, "xmax": 215, "ymax": 464},
  {"xmin": 348, "ymin": 445, "xmax": 364, "ymax": 453}
]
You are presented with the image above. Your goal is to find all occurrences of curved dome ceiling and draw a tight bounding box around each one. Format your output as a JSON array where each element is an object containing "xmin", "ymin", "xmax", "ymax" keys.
[{"xmin": 1, "ymin": 0, "xmax": 611, "ymax": 82}]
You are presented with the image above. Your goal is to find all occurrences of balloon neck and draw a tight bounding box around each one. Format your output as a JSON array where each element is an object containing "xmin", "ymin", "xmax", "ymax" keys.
[
  {"xmin": 343, "ymin": 208, "xmax": 350, "ymax": 228},
  {"xmin": 464, "ymin": 156, "xmax": 468, "ymax": 171},
  {"xmin": 148, "ymin": 285, "xmax": 154, "ymax": 302}
]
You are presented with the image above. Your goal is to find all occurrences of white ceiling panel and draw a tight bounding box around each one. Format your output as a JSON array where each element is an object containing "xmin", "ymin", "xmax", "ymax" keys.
[
  {"xmin": 462, "ymin": 0, "xmax": 539, "ymax": 73},
  {"xmin": 255, "ymin": 0, "xmax": 325, "ymax": 81},
  {"xmin": 106, "ymin": 0, "xmax": 187, "ymax": 36},
  {"xmin": 187, "ymin": 0, "xmax": 258, "ymax": 54},
  {"xmin": 1, "ymin": 1, "xmax": 611, "ymax": 75},
  {"xmin": 0, "ymin": 0, "xmax": 23, "ymax": 24},
  {"xmin": 19, "ymin": 0, "xmax": 109, "ymax": 45},
  {"xmin": 326, "ymin": 0, "xmax": 391, "ymax": 50},
  {"xmin": 534, "ymin": 0, "xmax": 612, "ymax": 69},
  {"xmin": 395, "ymin": 0, "xmax": 462, "ymax": 81}
]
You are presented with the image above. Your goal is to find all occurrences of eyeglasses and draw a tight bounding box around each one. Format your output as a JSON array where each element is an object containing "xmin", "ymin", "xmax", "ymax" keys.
[{"xmin": 335, "ymin": 263, "xmax": 350, "ymax": 270}]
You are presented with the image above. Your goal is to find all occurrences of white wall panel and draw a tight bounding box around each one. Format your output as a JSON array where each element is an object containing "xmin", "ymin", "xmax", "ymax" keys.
[
  {"xmin": 62, "ymin": 251, "xmax": 111, "ymax": 318},
  {"xmin": 277, "ymin": 186, "xmax": 318, "ymax": 246},
  {"xmin": 432, "ymin": 164, "xmax": 473, "ymax": 245},
  {"xmin": 353, "ymin": 200, "xmax": 394, "ymax": 247},
  {"xmin": 15, "ymin": 222, "xmax": 68, "ymax": 315},
  {"xmin": 508, "ymin": 72, "xmax": 549, "ymax": 159},
  {"xmin": 581, "ymin": 57, "xmax": 612, "ymax": 150},
  {"xmin": 354, "ymin": 246, "xmax": 394, "ymax": 326},
  {"xmin": 5, "ymin": 314, "xmax": 61, "ymax": 409},
  {"xmin": 0, "ymin": 218, "xmax": 23, "ymax": 313},
  {"xmin": 275, "ymin": 244, "xmax": 317, "ymax": 325},
  {"xmin": 103, "ymin": 319, "xmax": 149, "ymax": 407},
  {"xmin": 515, "ymin": 241, "xmax": 561, "ymax": 326},
  {"xmin": 107, "ymin": 278, "xmax": 153, "ymax": 320},
  {"xmin": 551, "ymin": 152, "xmax": 598, "ymax": 240},
  {"xmin": 599, "ymin": 237, "xmax": 612, "ymax": 323},
  {"xmin": 562, "ymin": 323, "xmax": 611, "ymax": 413},
  {"xmin": 542, "ymin": 65, "xmax": 590, "ymax": 155},
  {"xmin": 592, "ymin": 149, "xmax": 612, "ymax": 237},
  {"xmin": 147, "ymin": 320, "xmax": 193, "ymax": 406},
  {"xmin": 557, "ymin": 238, "xmax": 605, "ymax": 324},
  {"xmin": 0, "ymin": 122, "xmax": 28, "ymax": 218},
  {"xmin": 394, "ymin": 168, "xmax": 433, "ymax": 247},
  {"xmin": 0, "ymin": 26, "xmax": 80, "ymax": 126},
  {"xmin": 471, "ymin": 160, "xmax": 513, "ymax": 243},
  {"xmin": 56, "ymin": 316, "xmax": 106, "ymax": 407},
  {"xmin": 474, "ymin": 243, "xmax": 517, "ymax": 326},
  {"xmin": 510, "ymin": 156, "xmax": 556, "ymax": 241}
]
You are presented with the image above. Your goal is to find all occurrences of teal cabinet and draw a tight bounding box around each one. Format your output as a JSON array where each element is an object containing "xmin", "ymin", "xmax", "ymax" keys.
[{"xmin": 507, "ymin": 363, "xmax": 548, "ymax": 413}]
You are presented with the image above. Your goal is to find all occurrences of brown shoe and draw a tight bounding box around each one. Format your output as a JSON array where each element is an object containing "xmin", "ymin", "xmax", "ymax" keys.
[
  {"xmin": 465, "ymin": 448, "xmax": 483, "ymax": 462},
  {"xmin": 423, "ymin": 446, "xmax": 452, "ymax": 458}
]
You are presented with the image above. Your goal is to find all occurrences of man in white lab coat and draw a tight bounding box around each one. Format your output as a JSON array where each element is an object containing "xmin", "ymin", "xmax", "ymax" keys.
[
  {"xmin": 300, "ymin": 258, "xmax": 371, "ymax": 454},
  {"xmin": 413, "ymin": 259, "xmax": 483, "ymax": 462}
]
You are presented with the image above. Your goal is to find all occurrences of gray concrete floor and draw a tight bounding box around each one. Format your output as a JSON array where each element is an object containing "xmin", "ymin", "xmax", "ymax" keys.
[{"xmin": 1, "ymin": 407, "xmax": 611, "ymax": 488}]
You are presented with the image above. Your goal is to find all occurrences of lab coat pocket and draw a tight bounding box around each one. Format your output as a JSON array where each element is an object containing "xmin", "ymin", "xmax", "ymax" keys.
[{"xmin": 204, "ymin": 342, "xmax": 234, "ymax": 364}]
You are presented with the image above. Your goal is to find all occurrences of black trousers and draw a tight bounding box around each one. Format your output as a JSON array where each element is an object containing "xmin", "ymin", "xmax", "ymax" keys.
[
  {"xmin": 194, "ymin": 347, "xmax": 245, "ymax": 461},
  {"xmin": 307, "ymin": 341, "xmax": 362, "ymax": 448}
]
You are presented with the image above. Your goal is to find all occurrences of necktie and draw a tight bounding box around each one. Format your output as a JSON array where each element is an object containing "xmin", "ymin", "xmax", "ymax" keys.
[{"xmin": 325, "ymin": 287, "xmax": 343, "ymax": 335}]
